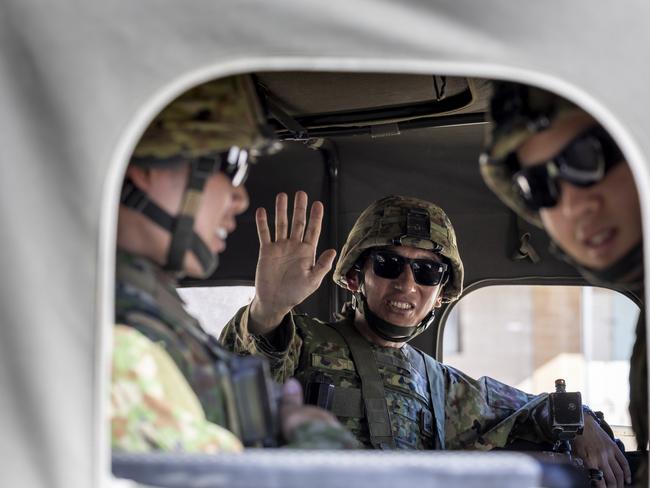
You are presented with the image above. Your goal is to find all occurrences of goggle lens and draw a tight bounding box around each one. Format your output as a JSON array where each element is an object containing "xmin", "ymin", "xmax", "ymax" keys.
[
  {"xmin": 222, "ymin": 146, "xmax": 249, "ymax": 187},
  {"xmin": 371, "ymin": 250, "xmax": 448, "ymax": 286},
  {"xmin": 512, "ymin": 126, "xmax": 622, "ymax": 211}
]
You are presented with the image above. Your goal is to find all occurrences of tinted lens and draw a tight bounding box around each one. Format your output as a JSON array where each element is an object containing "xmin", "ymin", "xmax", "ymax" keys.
[
  {"xmin": 511, "ymin": 126, "xmax": 621, "ymax": 211},
  {"xmin": 514, "ymin": 165, "xmax": 560, "ymax": 211},
  {"xmin": 372, "ymin": 251, "xmax": 404, "ymax": 280},
  {"xmin": 223, "ymin": 146, "xmax": 249, "ymax": 187},
  {"xmin": 371, "ymin": 251, "xmax": 447, "ymax": 286},
  {"xmin": 556, "ymin": 135, "xmax": 604, "ymax": 186},
  {"xmin": 410, "ymin": 258, "xmax": 448, "ymax": 286}
]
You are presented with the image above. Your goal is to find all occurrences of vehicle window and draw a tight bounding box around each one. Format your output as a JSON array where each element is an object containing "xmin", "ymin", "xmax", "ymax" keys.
[
  {"xmin": 177, "ymin": 286, "xmax": 254, "ymax": 338},
  {"xmin": 443, "ymin": 285, "xmax": 639, "ymax": 448}
]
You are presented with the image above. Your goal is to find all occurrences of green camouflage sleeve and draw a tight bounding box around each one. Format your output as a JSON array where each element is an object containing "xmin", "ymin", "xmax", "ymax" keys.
[
  {"xmin": 219, "ymin": 305, "xmax": 303, "ymax": 383},
  {"xmin": 111, "ymin": 325, "xmax": 243, "ymax": 453},
  {"xmin": 219, "ymin": 309, "xmax": 359, "ymax": 449},
  {"xmin": 443, "ymin": 365, "xmax": 548, "ymax": 450}
]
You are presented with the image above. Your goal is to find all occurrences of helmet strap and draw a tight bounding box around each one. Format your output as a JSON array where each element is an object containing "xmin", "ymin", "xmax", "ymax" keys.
[
  {"xmin": 352, "ymin": 270, "xmax": 436, "ymax": 343},
  {"xmin": 550, "ymin": 240, "xmax": 644, "ymax": 297},
  {"xmin": 164, "ymin": 159, "xmax": 219, "ymax": 275},
  {"xmin": 120, "ymin": 167, "xmax": 218, "ymax": 277}
]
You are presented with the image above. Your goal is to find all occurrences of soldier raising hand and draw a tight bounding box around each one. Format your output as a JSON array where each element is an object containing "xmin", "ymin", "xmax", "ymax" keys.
[{"xmin": 221, "ymin": 193, "xmax": 628, "ymax": 482}]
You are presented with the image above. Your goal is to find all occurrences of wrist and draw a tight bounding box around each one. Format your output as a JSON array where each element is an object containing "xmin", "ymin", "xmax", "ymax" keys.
[{"xmin": 249, "ymin": 297, "xmax": 290, "ymax": 334}]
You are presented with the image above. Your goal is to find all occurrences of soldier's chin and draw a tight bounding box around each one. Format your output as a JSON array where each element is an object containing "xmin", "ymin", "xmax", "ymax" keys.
[
  {"xmin": 382, "ymin": 309, "xmax": 417, "ymax": 326},
  {"xmin": 180, "ymin": 253, "xmax": 200, "ymax": 278},
  {"xmin": 183, "ymin": 252, "xmax": 219, "ymax": 279}
]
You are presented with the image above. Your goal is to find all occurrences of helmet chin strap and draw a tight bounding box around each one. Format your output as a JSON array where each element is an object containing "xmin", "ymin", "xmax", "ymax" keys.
[
  {"xmin": 550, "ymin": 240, "xmax": 644, "ymax": 297},
  {"xmin": 351, "ymin": 271, "xmax": 436, "ymax": 343},
  {"xmin": 120, "ymin": 171, "xmax": 218, "ymax": 278}
]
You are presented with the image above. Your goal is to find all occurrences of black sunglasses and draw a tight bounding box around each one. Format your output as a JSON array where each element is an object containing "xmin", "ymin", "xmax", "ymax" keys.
[
  {"xmin": 509, "ymin": 126, "xmax": 623, "ymax": 211},
  {"xmin": 370, "ymin": 250, "xmax": 448, "ymax": 287}
]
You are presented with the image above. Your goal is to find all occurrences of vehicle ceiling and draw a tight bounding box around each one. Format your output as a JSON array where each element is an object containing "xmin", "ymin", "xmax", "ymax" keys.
[{"xmin": 182, "ymin": 71, "xmax": 585, "ymax": 354}]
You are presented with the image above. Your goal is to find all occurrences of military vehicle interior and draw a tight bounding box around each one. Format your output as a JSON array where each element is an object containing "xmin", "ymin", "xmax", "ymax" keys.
[
  {"xmin": 115, "ymin": 71, "xmax": 643, "ymax": 487},
  {"xmin": 183, "ymin": 71, "xmax": 628, "ymax": 350}
]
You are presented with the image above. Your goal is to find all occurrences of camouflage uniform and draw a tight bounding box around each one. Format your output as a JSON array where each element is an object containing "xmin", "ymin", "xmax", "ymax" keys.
[
  {"xmin": 220, "ymin": 306, "xmax": 548, "ymax": 450},
  {"xmin": 221, "ymin": 196, "xmax": 551, "ymax": 450},
  {"xmin": 113, "ymin": 250, "xmax": 358, "ymax": 451},
  {"xmin": 112, "ymin": 324, "xmax": 243, "ymax": 453},
  {"xmin": 112, "ymin": 75, "xmax": 357, "ymax": 452}
]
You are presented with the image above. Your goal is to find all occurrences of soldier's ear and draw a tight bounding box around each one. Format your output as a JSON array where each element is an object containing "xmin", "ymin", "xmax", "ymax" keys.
[
  {"xmin": 346, "ymin": 269, "xmax": 361, "ymax": 292},
  {"xmin": 433, "ymin": 288, "xmax": 444, "ymax": 308},
  {"xmin": 125, "ymin": 165, "xmax": 153, "ymax": 190}
]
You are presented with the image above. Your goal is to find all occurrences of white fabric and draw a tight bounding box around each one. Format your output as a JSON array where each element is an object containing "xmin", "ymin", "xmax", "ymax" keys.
[{"xmin": 1, "ymin": 1, "xmax": 649, "ymax": 487}]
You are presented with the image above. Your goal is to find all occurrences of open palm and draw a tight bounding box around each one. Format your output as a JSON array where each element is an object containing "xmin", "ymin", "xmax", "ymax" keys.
[{"xmin": 250, "ymin": 191, "xmax": 336, "ymax": 330}]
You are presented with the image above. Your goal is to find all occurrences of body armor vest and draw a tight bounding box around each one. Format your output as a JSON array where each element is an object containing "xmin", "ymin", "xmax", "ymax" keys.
[
  {"xmin": 294, "ymin": 315, "xmax": 446, "ymax": 449},
  {"xmin": 115, "ymin": 251, "xmax": 241, "ymax": 435}
]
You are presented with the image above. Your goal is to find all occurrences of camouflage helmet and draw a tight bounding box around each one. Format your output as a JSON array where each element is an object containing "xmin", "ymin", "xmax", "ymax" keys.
[
  {"xmin": 479, "ymin": 81, "xmax": 578, "ymax": 227},
  {"xmin": 333, "ymin": 195, "xmax": 464, "ymax": 303},
  {"xmin": 131, "ymin": 74, "xmax": 275, "ymax": 167},
  {"xmin": 122, "ymin": 74, "xmax": 277, "ymax": 277}
]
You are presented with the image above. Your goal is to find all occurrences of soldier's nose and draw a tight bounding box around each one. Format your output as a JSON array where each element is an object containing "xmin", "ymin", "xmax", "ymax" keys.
[
  {"xmin": 394, "ymin": 263, "xmax": 417, "ymax": 292},
  {"xmin": 232, "ymin": 184, "xmax": 249, "ymax": 215},
  {"xmin": 558, "ymin": 180, "xmax": 600, "ymax": 220}
]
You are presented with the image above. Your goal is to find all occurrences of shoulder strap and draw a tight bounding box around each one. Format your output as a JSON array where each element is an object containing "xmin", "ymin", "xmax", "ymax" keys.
[
  {"xmin": 332, "ymin": 322, "xmax": 396, "ymax": 449},
  {"xmin": 420, "ymin": 350, "xmax": 446, "ymax": 449}
]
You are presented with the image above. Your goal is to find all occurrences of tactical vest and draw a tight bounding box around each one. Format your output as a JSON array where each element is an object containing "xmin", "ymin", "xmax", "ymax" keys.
[
  {"xmin": 293, "ymin": 315, "xmax": 446, "ymax": 449},
  {"xmin": 114, "ymin": 251, "xmax": 241, "ymax": 436}
]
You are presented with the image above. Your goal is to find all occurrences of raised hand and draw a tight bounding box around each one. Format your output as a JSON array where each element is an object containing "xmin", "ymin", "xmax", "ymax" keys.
[{"xmin": 249, "ymin": 191, "xmax": 336, "ymax": 334}]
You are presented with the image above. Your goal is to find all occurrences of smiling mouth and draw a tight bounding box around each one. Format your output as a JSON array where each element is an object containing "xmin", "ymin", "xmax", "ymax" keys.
[
  {"xmin": 387, "ymin": 300, "xmax": 414, "ymax": 312},
  {"xmin": 215, "ymin": 227, "xmax": 228, "ymax": 240},
  {"xmin": 583, "ymin": 228, "xmax": 615, "ymax": 248}
]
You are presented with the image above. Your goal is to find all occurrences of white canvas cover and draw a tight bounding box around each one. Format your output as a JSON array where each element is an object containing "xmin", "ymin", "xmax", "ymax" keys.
[{"xmin": 1, "ymin": 1, "xmax": 649, "ymax": 487}]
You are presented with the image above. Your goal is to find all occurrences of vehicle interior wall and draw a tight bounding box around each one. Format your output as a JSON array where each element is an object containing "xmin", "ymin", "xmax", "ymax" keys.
[{"xmin": 184, "ymin": 72, "xmax": 585, "ymax": 357}]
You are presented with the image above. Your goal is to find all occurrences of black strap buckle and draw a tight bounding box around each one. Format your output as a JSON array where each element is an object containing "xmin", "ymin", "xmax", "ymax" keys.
[
  {"xmin": 120, "ymin": 180, "xmax": 149, "ymax": 212},
  {"xmin": 193, "ymin": 157, "xmax": 220, "ymax": 180},
  {"xmin": 419, "ymin": 409, "xmax": 434, "ymax": 437}
]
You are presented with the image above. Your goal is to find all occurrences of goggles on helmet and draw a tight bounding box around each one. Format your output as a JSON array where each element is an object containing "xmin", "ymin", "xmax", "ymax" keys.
[
  {"xmin": 370, "ymin": 249, "xmax": 448, "ymax": 286},
  {"xmin": 221, "ymin": 146, "xmax": 250, "ymax": 187},
  {"xmin": 509, "ymin": 125, "xmax": 623, "ymax": 211}
]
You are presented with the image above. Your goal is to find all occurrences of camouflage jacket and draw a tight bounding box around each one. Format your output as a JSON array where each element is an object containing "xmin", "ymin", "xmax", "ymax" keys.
[
  {"xmin": 114, "ymin": 250, "xmax": 357, "ymax": 451},
  {"xmin": 111, "ymin": 324, "xmax": 244, "ymax": 453},
  {"xmin": 220, "ymin": 306, "xmax": 550, "ymax": 450}
]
